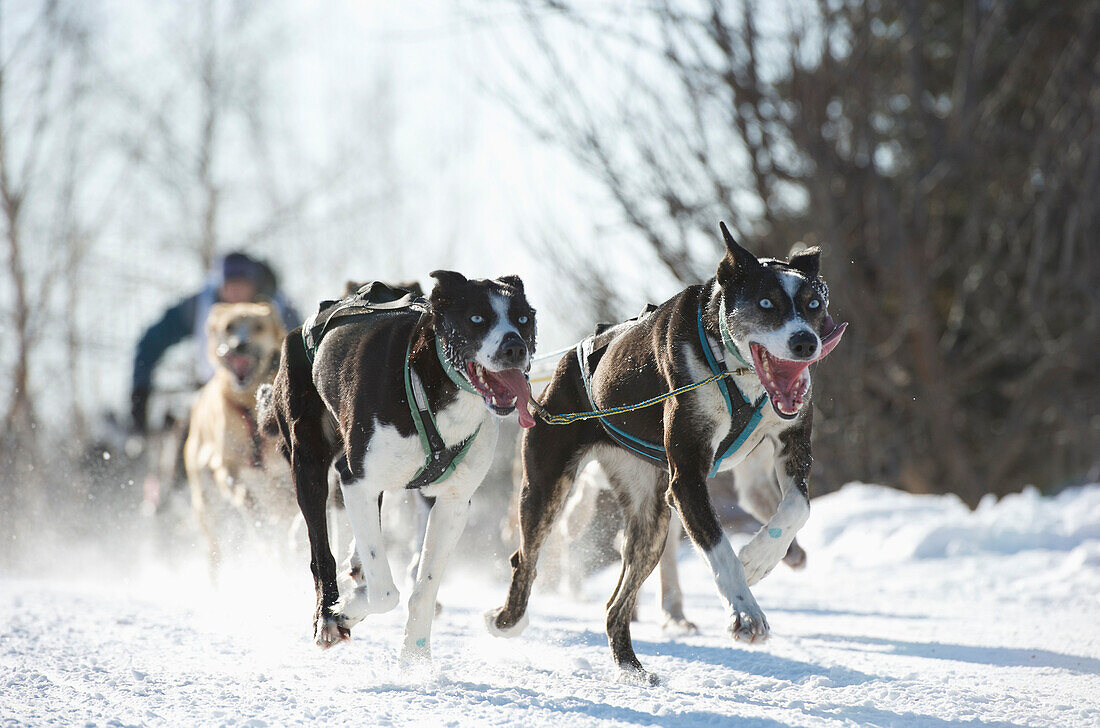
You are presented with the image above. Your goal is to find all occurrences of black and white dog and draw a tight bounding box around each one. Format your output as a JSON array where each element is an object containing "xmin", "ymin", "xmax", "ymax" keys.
[
  {"xmin": 487, "ymin": 223, "xmax": 845, "ymax": 684},
  {"xmin": 259, "ymin": 271, "xmax": 536, "ymax": 661}
]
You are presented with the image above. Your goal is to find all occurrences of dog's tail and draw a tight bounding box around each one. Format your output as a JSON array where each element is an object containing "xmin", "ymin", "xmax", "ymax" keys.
[
  {"xmin": 256, "ymin": 383, "xmax": 278, "ymax": 437},
  {"xmin": 256, "ymin": 330, "xmax": 299, "ymax": 439}
]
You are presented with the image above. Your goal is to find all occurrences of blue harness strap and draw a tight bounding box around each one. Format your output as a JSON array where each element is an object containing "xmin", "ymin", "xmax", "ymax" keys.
[
  {"xmin": 576, "ymin": 341, "xmax": 667, "ymax": 464},
  {"xmin": 579, "ymin": 299, "xmax": 768, "ymax": 475},
  {"xmin": 698, "ymin": 304, "xmax": 769, "ymax": 477}
]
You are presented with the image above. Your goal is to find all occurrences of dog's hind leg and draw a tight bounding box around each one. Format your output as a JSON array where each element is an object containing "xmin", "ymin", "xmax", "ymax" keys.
[
  {"xmin": 657, "ymin": 510, "xmax": 696, "ymax": 633},
  {"xmin": 558, "ymin": 460, "xmax": 606, "ymax": 597},
  {"xmin": 294, "ymin": 450, "xmax": 344, "ymax": 647},
  {"xmin": 400, "ymin": 490, "xmax": 471, "ymax": 663},
  {"xmin": 605, "ymin": 473, "xmax": 670, "ymax": 685},
  {"xmin": 270, "ymin": 327, "xmax": 344, "ymax": 647}
]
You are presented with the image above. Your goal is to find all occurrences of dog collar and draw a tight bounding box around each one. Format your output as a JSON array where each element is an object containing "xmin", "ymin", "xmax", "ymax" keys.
[
  {"xmin": 717, "ymin": 297, "xmax": 755, "ymax": 371},
  {"xmin": 435, "ymin": 337, "xmax": 479, "ymax": 396}
]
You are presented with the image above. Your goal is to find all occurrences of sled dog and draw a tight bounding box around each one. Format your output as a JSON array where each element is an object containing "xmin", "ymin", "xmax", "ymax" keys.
[
  {"xmin": 487, "ymin": 223, "xmax": 845, "ymax": 683},
  {"xmin": 259, "ymin": 273, "xmax": 536, "ymax": 661},
  {"xmin": 184, "ymin": 302, "xmax": 291, "ymax": 572}
]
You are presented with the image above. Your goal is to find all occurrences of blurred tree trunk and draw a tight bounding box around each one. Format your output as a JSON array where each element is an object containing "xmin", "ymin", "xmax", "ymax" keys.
[
  {"xmin": 0, "ymin": 0, "xmax": 48, "ymax": 451},
  {"xmin": 0, "ymin": 0, "xmax": 97, "ymax": 466},
  {"xmin": 196, "ymin": 0, "xmax": 218, "ymax": 271},
  {"xmin": 0, "ymin": 189, "xmax": 34, "ymax": 443}
]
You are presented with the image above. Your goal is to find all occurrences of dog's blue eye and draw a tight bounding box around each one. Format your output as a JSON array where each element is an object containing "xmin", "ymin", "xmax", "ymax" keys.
[
  {"xmin": 518, "ymin": 316, "xmax": 528, "ymax": 324},
  {"xmin": 759, "ymin": 299, "xmax": 773, "ymax": 309},
  {"xmin": 470, "ymin": 315, "xmax": 484, "ymax": 324},
  {"xmin": 808, "ymin": 299, "xmax": 820, "ymax": 309}
]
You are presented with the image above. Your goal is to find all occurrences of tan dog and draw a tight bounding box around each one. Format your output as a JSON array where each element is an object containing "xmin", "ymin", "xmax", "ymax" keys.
[{"xmin": 184, "ymin": 302, "xmax": 291, "ymax": 573}]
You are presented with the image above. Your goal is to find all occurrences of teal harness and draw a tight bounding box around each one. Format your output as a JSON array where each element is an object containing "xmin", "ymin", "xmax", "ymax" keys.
[
  {"xmin": 576, "ymin": 299, "xmax": 768, "ymax": 478},
  {"xmin": 302, "ymin": 283, "xmax": 482, "ymax": 489}
]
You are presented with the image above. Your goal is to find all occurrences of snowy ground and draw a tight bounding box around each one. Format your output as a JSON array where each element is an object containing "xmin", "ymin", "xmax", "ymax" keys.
[{"xmin": 2, "ymin": 483, "xmax": 1099, "ymax": 728}]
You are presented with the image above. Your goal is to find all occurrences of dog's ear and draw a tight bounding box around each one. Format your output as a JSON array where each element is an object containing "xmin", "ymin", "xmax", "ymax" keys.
[
  {"xmin": 269, "ymin": 309, "xmax": 287, "ymax": 339},
  {"xmin": 397, "ymin": 280, "xmax": 424, "ymax": 297},
  {"xmin": 252, "ymin": 302, "xmax": 285, "ymax": 338},
  {"xmin": 206, "ymin": 303, "xmax": 232, "ymax": 334},
  {"xmin": 429, "ymin": 270, "xmax": 468, "ymax": 308},
  {"xmin": 496, "ymin": 274, "xmax": 524, "ymax": 293},
  {"xmin": 788, "ymin": 246, "xmax": 821, "ymax": 279},
  {"xmin": 717, "ymin": 221, "xmax": 760, "ymax": 287}
]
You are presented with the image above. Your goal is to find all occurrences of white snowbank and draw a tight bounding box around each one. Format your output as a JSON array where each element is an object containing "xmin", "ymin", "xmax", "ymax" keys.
[{"xmin": 801, "ymin": 483, "xmax": 1100, "ymax": 564}]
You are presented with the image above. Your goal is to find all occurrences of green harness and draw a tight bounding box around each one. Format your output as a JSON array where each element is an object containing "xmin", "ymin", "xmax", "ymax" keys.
[
  {"xmin": 302, "ymin": 283, "xmax": 482, "ymax": 489},
  {"xmin": 401, "ymin": 336, "xmax": 482, "ymax": 489}
]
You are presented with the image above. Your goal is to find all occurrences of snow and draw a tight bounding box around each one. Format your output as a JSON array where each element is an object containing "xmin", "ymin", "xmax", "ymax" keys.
[{"xmin": 3, "ymin": 483, "xmax": 1099, "ymax": 727}]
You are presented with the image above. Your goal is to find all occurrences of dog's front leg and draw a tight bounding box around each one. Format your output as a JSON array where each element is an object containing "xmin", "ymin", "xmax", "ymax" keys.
[
  {"xmin": 400, "ymin": 489, "xmax": 472, "ymax": 663},
  {"xmin": 185, "ymin": 444, "xmax": 222, "ymax": 582},
  {"xmin": 738, "ymin": 418, "xmax": 812, "ymax": 586},
  {"xmin": 336, "ymin": 481, "xmax": 400, "ymax": 627},
  {"xmin": 665, "ymin": 406, "xmax": 769, "ymax": 643},
  {"xmin": 405, "ymin": 493, "xmax": 433, "ymax": 584}
]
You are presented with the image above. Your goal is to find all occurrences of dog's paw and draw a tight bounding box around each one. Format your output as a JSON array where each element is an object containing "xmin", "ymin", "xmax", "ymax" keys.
[
  {"xmin": 739, "ymin": 539, "xmax": 785, "ymax": 586},
  {"xmin": 728, "ymin": 604, "xmax": 770, "ymax": 644},
  {"xmin": 783, "ymin": 541, "xmax": 807, "ymax": 570},
  {"xmin": 336, "ymin": 584, "xmax": 400, "ymax": 626},
  {"xmin": 661, "ymin": 614, "xmax": 699, "ymax": 636},
  {"xmin": 484, "ymin": 607, "xmax": 529, "ymax": 638},
  {"xmin": 399, "ymin": 639, "xmax": 432, "ymax": 666},
  {"xmin": 616, "ymin": 664, "xmax": 660, "ymax": 686},
  {"xmin": 314, "ymin": 615, "xmax": 350, "ymax": 649}
]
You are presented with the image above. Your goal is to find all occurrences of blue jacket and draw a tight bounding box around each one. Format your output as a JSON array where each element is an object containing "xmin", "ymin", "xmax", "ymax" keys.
[{"xmin": 132, "ymin": 282, "xmax": 300, "ymax": 393}]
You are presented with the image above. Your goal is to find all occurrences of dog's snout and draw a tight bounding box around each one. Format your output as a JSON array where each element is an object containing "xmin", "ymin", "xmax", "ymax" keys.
[
  {"xmin": 497, "ymin": 332, "xmax": 527, "ymax": 367},
  {"xmin": 226, "ymin": 328, "xmax": 251, "ymax": 351},
  {"xmin": 789, "ymin": 331, "xmax": 818, "ymax": 359}
]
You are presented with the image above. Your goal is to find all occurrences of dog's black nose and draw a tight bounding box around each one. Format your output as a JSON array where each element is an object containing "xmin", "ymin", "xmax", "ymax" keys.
[
  {"xmin": 498, "ymin": 332, "xmax": 527, "ymax": 367},
  {"xmin": 789, "ymin": 331, "xmax": 818, "ymax": 359}
]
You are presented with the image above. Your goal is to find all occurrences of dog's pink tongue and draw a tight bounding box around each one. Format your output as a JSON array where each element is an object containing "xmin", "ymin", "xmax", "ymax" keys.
[
  {"xmin": 769, "ymin": 358, "xmax": 812, "ymax": 397},
  {"xmin": 494, "ymin": 369, "xmax": 536, "ymax": 428},
  {"xmin": 768, "ymin": 322, "xmax": 847, "ymax": 395},
  {"xmin": 816, "ymin": 320, "xmax": 847, "ymax": 360},
  {"xmin": 227, "ymin": 353, "xmax": 251, "ymax": 379}
]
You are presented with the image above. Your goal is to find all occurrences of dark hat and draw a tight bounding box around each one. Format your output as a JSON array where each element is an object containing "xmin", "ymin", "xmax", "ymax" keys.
[{"xmin": 221, "ymin": 252, "xmax": 259, "ymax": 283}]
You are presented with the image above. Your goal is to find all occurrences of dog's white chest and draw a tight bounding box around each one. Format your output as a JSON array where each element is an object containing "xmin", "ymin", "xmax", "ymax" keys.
[
  {"xmin": 682, "ymin": 346, "xmax": 769, "ymax": 472},
  {"xmin": 359, "ymin": 394, "xmax": 498, "ymax": 495}
]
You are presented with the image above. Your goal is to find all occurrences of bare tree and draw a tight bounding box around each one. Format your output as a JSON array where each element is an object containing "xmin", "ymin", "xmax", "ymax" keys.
[
  {"xmin": 487, "ymin": 0, "xmax": 1100, "ymax": 503},
  {"xmin": 0, "ymin": 0, "xmax": 95, "ymax": 455},
  {"xmin": 113, "ymin": 0, "xmax": 331, "ymax": 273}
]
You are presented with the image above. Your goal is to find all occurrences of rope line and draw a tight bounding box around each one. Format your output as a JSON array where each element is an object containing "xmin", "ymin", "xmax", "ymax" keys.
[
  {"xmin": 530, "ymin": 369, "xmax": 748, "ymax": 426},
  {"xmin": 530, "ymin": 342, "xmax": 581, "ymax": 363}
]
